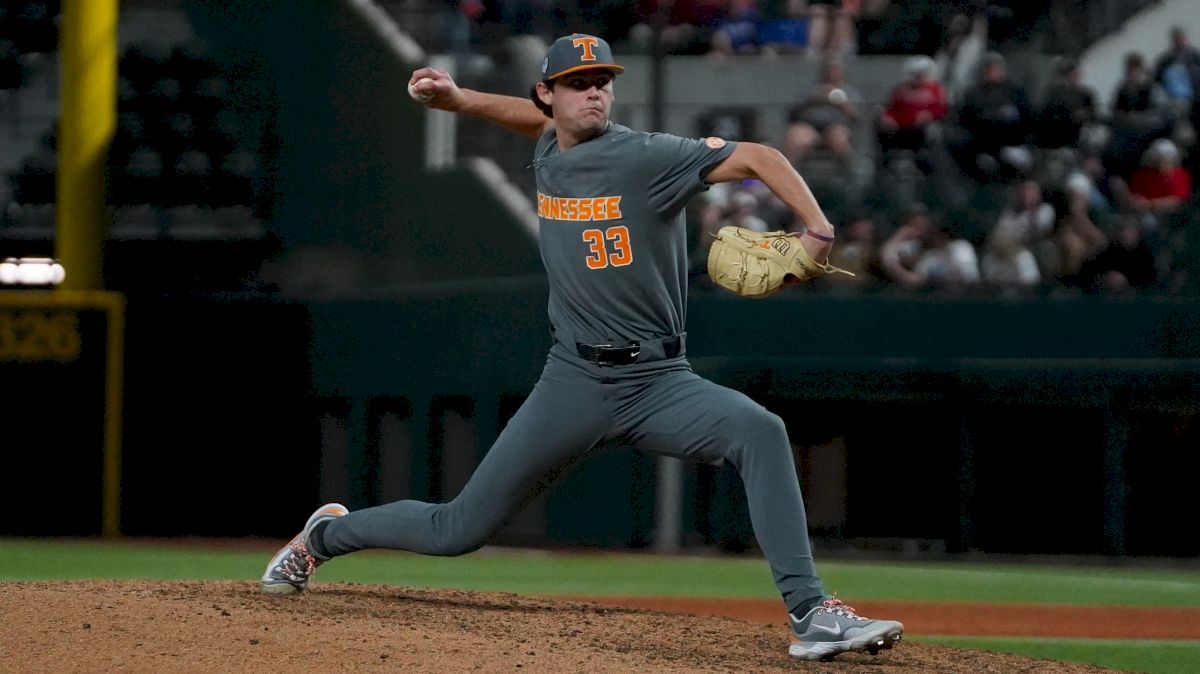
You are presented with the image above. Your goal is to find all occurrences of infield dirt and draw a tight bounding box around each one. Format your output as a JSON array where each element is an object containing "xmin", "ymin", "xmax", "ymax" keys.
[{"xmin": 0, "ymin": 579, "xmax": 1132, "ymax": 673}]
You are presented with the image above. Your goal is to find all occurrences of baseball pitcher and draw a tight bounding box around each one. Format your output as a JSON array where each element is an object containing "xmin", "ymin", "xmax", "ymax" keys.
[{"xmin": 261, "ymin": 33, "xmax": 902, "ymax": 662}]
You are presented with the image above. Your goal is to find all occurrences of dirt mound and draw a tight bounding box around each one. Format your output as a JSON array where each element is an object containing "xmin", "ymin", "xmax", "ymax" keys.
[{"xmin": 0, "ymin": 580, "xmax": 1118, "ymax": 673}]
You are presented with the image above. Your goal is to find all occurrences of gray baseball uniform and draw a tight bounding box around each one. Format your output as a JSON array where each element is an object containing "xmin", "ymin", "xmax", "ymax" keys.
[{"xmin": 319, "ymin": 122, "xmax": 826, "ymax": 613}]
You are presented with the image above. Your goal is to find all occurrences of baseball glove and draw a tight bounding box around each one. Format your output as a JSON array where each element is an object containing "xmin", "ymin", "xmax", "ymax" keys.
[{"xmin": 706, "ymin": 226, "xmax": 851, "ymax": 298}]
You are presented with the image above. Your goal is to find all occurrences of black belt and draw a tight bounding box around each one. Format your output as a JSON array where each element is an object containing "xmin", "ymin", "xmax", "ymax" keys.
[{"xmin": 575, "ymin": 335, "xmax": 682, "ymax": 367}]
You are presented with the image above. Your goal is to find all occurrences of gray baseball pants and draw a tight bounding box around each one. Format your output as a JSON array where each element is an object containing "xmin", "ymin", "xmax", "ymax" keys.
[{"xmin": 320, "ymin": 342, "xmax": 826, "ymax": 610}]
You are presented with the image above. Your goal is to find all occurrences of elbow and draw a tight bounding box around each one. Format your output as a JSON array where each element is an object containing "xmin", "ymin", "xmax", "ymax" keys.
[
  {"xmin": 757, "ymin": 143, "xmax": 789, "ymax": 166},
  {"xmin": 743, "ymin": 142, "xmax": 791, "ymax": 177}
]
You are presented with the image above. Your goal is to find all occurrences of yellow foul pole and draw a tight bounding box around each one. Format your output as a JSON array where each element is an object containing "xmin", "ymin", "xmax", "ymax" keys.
[
  {"xmin": 57, "ymin": 0, "xmax": 118, "ymax": 291},
  {"xmin": 57, "ymin": 1, "xmax": 124, "ymax": 537}
]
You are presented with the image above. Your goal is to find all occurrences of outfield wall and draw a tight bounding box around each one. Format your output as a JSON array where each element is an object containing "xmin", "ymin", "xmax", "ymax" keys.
[
  {"xmin": 303, "ymin": 281, "xmax": 1200, "ymax": 557},
  {"xmin": 6, "ymin": 288, "xmax": 1197, "ymax": 557}
]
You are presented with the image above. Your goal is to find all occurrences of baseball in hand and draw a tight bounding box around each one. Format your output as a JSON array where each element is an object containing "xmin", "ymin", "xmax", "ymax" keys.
[{"xmin": 408, "ymin": 77, "xmax": 435, "ymax": 103}]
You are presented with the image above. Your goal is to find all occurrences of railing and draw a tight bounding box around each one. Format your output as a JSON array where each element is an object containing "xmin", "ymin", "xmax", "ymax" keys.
[
  {"xmin": 377, "ymin": 0, "xmax": 463, "ymax": 55},
  {"xmin": 1046, "ymin": 0, "xmax": 1162, "ymax": 56}
]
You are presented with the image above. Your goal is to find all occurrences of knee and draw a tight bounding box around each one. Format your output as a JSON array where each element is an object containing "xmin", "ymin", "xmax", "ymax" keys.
[
  {"xmin": 719, "ymin": 407, "xmax": 792, "ymax": 472},
  {"xmin": 432, "ymin": 538, "xmax": 485, "ymax": 557},
  {"xmin": 788, "ymin": 124, "xmax": 818, "ymax": 148},
  {"xmin": 429, "ymin": 504, "xmax": 489, "ymax": 556},
  {"xmin": 727, "ymin": 405, "xmax": 788, "ymax": 445},
  {"xmin": 429, "ymin": 530, "xmax": 486, "ymax": 557},
  {"xmin": 759, "ymin": 409, "xmax": 789, "ymax": 445}
]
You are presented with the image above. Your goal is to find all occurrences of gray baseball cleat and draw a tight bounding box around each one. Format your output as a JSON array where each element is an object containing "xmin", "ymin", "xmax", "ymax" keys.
[
  {"xmin": 260, "ymin": 503, "xmax": 349, "ymax": 595},
  {"xmin": 788, "ymin": 598, "xmax": 904, "ymax": 661}
]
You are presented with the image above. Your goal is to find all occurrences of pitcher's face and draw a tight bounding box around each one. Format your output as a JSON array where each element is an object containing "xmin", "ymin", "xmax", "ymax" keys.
[{"xmin": 540, "ymin": 71, "xmax": 615, "ymax": 142}]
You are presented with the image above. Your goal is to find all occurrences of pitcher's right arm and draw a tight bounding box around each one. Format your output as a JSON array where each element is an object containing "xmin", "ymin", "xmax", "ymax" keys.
[{"xmin": 409, "ymin": 67, "xmax": 550, "ymax": 139}]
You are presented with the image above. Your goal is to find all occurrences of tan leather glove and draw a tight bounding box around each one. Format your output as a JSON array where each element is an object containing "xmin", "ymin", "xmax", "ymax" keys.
[{"xmin": 706, "ymin": 226, "xmax": 852, "ymax": 298}]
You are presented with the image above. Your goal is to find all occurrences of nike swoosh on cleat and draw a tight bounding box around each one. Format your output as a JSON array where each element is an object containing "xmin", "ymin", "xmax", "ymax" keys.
[{"xmin": 809, "ymin": 623, "xmax": 842, "ymax": 635}]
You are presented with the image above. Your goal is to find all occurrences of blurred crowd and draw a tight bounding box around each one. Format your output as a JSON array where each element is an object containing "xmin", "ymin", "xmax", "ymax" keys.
[
  {"xmin": 433, "ymin": 0, "xmax": 1038, "ymax": 60},
  {"xmin": 5, "ymin": 1, "xmax": 1198, "ymax": 297},
  {"xmin": 0, "ymin": 1, "xmax": 58, "ymax": 118},
  {"xmin": 687, "ymin": 23, "xmax": 1200, "ymax": 296},
  {"xmin": 2, "ymin": 0, "xmax": 273, "ymax": 241},
  {"xmin": 428, "ymin": 1, "xmax": 1200, "ymax": 296}
]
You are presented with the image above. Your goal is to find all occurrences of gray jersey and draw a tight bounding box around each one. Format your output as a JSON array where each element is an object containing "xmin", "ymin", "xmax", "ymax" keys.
[{"xmin": 532, "ymin": 122, "xmax": 737, "ymax": 345}]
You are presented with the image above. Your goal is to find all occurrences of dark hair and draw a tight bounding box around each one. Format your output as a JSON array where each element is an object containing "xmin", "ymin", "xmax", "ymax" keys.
[{"xmin": 529, "ymin": 82, "xmax": 553, "ymax": 118}]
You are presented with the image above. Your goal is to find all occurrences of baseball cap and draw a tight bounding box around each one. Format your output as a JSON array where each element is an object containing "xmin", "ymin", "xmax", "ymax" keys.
[
  {"xmin": 903, "ymin": 55, "xmax": 936, "ymax": 78},
  {"xmin": 541, "ymin": 34, "xmax": 625, "ymax": 82},
  {"xmin": 1150, "ymin": 138, "xmax": 1180, "ymax": 160}
]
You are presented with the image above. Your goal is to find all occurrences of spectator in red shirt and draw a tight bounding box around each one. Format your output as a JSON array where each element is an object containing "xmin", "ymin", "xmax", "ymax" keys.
[
  {"xmin": 1119, "ymin": 138, "xmax": 1193, "ymax": 228},
  {"xmin": 878, "ymin": 55, "xmax": 948, "ymax": 171}
]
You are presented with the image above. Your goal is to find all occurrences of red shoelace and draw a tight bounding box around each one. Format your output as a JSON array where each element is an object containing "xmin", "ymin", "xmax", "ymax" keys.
[{"xmin": 280, "ymin": 541, "xmax": 317, "ymax": 580}]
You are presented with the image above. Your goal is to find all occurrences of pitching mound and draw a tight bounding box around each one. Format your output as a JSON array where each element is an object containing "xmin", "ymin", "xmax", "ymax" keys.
[{"xmin": 1, "ymin": 580, "xmax": 1118, "ymax": 673}]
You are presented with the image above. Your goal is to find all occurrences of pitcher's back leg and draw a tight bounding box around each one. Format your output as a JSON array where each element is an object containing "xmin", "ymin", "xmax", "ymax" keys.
[{"xmin": 320, "ymin": 357, "xmax": 610, "ymax": 557}]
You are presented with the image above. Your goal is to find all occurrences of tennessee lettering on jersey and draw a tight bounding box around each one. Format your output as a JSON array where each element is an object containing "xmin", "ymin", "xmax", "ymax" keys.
[{"xmin": 537, "ymin": 192, "xmax": 623, "ymax": 221}]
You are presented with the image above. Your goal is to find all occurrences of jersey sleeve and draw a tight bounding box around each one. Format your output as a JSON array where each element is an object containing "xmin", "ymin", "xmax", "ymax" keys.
[{"xmin": 641, "ymin": 133, "xmax": 738, "ymax": 220}]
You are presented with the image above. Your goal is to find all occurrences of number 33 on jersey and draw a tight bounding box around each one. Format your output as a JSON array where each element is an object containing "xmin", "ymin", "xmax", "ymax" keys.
[
  {"xmin": 581, "ymin": 226, "xmax": 632, "ymax": 269},
  {"xmin": 537, "ymin": 192, "xmax": 633, "ymax": 270}
]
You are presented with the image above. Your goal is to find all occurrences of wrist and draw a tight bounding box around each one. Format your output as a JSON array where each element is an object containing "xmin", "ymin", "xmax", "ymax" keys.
[
  {"xmin": 804, "ymin": 221, "xmax": 836, "ymax": 241},
  {"xmin": 454, "ymin": 88, "xmax": 482, "ymax": 115}
]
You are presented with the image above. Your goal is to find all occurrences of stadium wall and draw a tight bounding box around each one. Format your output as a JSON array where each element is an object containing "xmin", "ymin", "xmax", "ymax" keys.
[
  {"xmin": 303, "ymin": 283, "xmax": 1200, "ymax": 557},
  {"xmin": 3, "ymin": 289, "xmax": 1198, "ymax": 555}
]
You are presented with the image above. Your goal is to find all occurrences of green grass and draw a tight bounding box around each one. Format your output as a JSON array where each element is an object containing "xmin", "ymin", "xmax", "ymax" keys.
[
  {"xmin": 914, "ymin": 636, "xmax": 1200, "ymax": 674},
  {"xmin": 2, "ymin": 538, "xmax": 1199, "ymax": 607},
  {"xmin": 818, "ymin": 561, "xmax": 1200, "ymax": 608},
  {"xmin": 4, "ymin": 539, "xmax": 1199, "ymax": 674}
]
